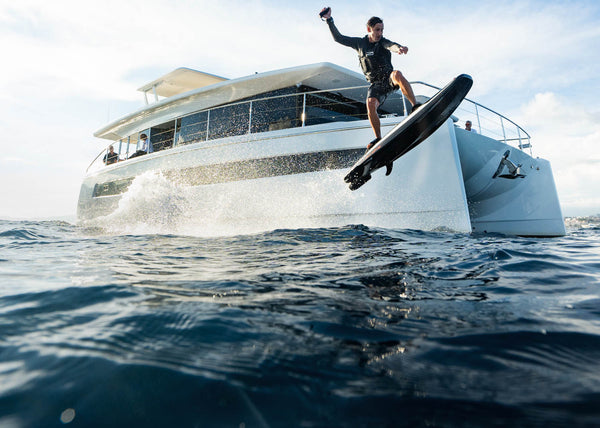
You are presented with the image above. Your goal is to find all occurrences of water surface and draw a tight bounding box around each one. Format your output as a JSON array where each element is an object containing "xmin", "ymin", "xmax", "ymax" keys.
[{"xmin": 1, "ymin": 218, "xmax": 599, "ymax": 427}]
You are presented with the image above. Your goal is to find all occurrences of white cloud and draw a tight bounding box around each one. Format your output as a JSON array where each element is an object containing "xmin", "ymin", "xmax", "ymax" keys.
[{"xmin": 519, "ymin": 92, "xmax": 600, "ymax": 216}]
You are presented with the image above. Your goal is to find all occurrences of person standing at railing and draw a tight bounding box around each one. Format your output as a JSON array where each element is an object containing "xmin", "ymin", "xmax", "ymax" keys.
[
  {"xmin": 465, "ymin": 120, "xmax": 478, "ymax": 133},
  {"xmin": 320, "ymin": 7, "xmax": 421, "ymax": 149},
  {"xmin": 103, "ymin": 145, "xmax": 119, "ymax": 165}
]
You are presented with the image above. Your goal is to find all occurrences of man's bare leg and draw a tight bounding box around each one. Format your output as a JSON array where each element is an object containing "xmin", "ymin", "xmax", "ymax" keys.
[
  {"xmin": 366, "ymin": 97, "xmax": 381, "ymax": 140},
  {"xmin": 391, "ymin": 70, "xmax": 417, "ymax": 106}
]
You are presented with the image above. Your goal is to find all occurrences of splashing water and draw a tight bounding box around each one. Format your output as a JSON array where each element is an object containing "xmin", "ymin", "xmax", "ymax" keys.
[
  {"xmin": 82, "ymin": 169, "xmax": 368, "ymax": 237},
  {"xmin": 84, "ymin": 171, "xmax": 191, "ymax": 235}
]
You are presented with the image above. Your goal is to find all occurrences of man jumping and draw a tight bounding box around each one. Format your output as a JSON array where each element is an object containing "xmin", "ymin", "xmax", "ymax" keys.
[{"xmin": 320, "ymin": 7, "xmax": 420, "ymax": 149}]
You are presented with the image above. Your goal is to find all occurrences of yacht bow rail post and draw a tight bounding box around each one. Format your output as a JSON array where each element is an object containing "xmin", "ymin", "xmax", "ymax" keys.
[
  {"xmin": 248, "ymin": 101, "xmax": 253, "ymax": 134},
  {"xmin": 475, "ymin": 104, "xmax": 482, "ymax": 133},
  {"xmin": 206, "ymin": 110, "xmax": 211, "ymax": 141},
  {"xmin": 302, "ymin": 93, "xmax": 306, "ymax": 127}
]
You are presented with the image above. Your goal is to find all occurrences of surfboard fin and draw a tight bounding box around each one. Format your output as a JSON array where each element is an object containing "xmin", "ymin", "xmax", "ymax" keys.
[{"xmin": 385, "ymin": 162, "xmax": 393, "ymax": 176}]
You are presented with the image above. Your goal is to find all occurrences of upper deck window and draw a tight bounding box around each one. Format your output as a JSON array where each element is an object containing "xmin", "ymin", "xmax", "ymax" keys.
[
  {"xmin": 208, "ymin": 103, "xmax": 251, "ymax": 140},
  {"xmin": 178, "ymin": 111, "xmax": 208, "ymax": 145},
  {"xmin": 92, "ymin": 84, "xmax": 377, "ymax": 171},
  {"xmin": 150, "ymin": 121, "xmax": 175, "ymax": 151},
  {"xmin": 250, "ymin": 88, "xmax": 302, "ymax": 133}
]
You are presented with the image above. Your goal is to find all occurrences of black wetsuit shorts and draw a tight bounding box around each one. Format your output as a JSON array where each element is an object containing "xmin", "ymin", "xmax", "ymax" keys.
[{"xmin": 367, "ymin": 75, "xmax": 399, "ymax": 105}]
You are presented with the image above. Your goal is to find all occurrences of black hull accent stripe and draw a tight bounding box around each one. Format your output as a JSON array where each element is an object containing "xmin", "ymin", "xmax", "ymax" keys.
[{"xmin": 93, "ymin": 148, "xmax": 364, "ymax": 198}]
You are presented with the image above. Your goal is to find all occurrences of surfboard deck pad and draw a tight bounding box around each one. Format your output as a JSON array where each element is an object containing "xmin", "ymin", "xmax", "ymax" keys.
[{"xmin": 344, "ymin": 74, "xmax": 473, "ymax": 190}]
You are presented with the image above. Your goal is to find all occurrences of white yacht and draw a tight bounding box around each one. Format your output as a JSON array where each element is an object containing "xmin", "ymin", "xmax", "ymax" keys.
[{"xmin": 78, "ymin": 62, "xmax": 566, "ymax": 236}]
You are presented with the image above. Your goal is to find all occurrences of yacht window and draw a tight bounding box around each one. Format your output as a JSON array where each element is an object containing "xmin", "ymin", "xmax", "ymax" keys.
[
  {"xmin": 150, "ymin": 121, "xmax": 175, "ymax": 151},
  {"xmin": 208, "ymin": 103, "xmax": 250, "ymax": 140},
  {"xmin": 250, "ymin": 95, "xmax": 302, "ymax": 133},
  {"xmin": 123, "ymin": 137, "xmax": 136, "ymax": 158},
  {"xmin": 304, "ymin": 93, "xmax": 366, "ymax": 126},
  {"xmin": 179, "ymin": 111, "xmax": 208, "ymax": 145},
  {"xmin": 117, "ymin": 138, "xmax": 126, "ymax": 161}
]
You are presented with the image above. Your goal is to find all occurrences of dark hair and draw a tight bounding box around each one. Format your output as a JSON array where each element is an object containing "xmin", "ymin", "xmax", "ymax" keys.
[{"xmin": 367, "ymin": 16, "xmax": 383, "ymax": 28}]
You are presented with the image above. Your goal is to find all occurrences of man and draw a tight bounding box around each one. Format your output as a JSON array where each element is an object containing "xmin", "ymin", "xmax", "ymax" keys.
[
  {"xmin": 129, "ymin": 133, "xmax": 153, "ymax": 159},
  {"xmin": 103, "ymin": 145, "xmax": 119, "ymax": 165},
  {"xmin": 321, "ymin": 7, "xmax": 420, "ymax": 149},
  {"xmin": 465, "ymin": 120, "xmax": 477, "ymax": 133},
  {"xmin": 138, "ymin": 133, "xmax": 153, "ymax": 154}
]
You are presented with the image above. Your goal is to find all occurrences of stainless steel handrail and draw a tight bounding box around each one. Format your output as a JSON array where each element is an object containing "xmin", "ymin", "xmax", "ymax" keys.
[
  {"xmin": 87, "ymin": 82, "xmax": 533, "ymax": 173},
  {"xmin": 411, "ymin": 80, "xmax": 532, "ymax": 154}
]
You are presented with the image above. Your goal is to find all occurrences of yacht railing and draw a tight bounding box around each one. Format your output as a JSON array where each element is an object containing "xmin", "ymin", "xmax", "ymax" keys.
[
  {"xmin": 411, "ymin": 81, "xmax": 532, "ymax": 154},
  {"xmin": 88, "ymin": 82, "xmax": 533, "ymax": 173}
]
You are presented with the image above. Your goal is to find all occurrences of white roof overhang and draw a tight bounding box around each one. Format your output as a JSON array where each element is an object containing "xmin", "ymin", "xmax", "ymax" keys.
[
  {"xmin": 137, "ymin": 68, "xmax": 228, "ymax": 98},
  {"xmin": 94, "ymin": 63, "xmax": 370, "ymax": 140}
]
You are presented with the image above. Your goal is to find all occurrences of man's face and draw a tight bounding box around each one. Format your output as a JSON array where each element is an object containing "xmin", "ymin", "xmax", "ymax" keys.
[{"xmin": 368, "ymin": 23, "xmax": 384, "ymax": 42}]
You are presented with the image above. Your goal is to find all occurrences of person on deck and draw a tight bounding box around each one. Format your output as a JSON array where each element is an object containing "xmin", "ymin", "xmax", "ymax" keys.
[
  {"xmin": 103, "ymin": 145, "xmax": 119, "ymax": 165},
  {"xmin": 320, "ymin": 7, "xmax": 421, "ymax": 149},
  {"xmin": 465, "ymin": 120, "xmax": 478, "ymax": 133},
  {"xmin": 129, "ymin": 133, "xmax": 153, "ymax": 159}
]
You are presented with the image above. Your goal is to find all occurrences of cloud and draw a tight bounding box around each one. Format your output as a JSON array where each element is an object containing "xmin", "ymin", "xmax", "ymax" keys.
[
  {"xmin": 385, "ymin": 1, "xmax": 600, "ymax": 100},
  {"xmin": 519, "ymin": 91, "xmax": 600, "ymax": 215}
]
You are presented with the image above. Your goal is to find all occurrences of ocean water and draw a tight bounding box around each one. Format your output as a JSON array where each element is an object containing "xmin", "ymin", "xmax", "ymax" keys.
[{"xmin": 1, "ymin": 216, "xmax": 600, "ymax": 427}]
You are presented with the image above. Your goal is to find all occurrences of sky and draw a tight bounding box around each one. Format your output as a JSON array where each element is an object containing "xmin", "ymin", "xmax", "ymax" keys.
[{"xmin": 0, "ymin": 0, "xmax": 599, "ymax": 220}]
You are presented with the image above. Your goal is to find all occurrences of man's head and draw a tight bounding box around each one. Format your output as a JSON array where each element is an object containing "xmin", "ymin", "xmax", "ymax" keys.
[
  {"xmin": 465, "ymin": 121, "xmax": 472, "ymax": 130},
  {"xmin": 140, "ymin": 133, "xmax": 148, "ymax": 140},
  {"xmin": 367, "ymin": 16, "xmax": 384, "ymax": 42},
  {"xmin": 109, "ymin": 145, "xmax": 114, "ymax": 152}
]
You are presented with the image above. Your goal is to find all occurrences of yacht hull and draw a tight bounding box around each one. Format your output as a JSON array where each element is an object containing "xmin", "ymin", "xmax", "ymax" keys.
[
  {"xmin": 78, "ymin": 119, "xmax": 472, "ymax": 233},
  {"xmin": 455, "ymin": 129, "xmax": 565, "ymax": 236},
  {"xmin": 78, "ymin": 118, "xmax": 565, "ymax": 236}
]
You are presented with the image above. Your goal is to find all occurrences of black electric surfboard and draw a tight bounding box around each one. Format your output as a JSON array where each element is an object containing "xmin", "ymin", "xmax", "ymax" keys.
[{"xmin": 344, "ymin": 74, "xmax": 473, "ymax": 190}]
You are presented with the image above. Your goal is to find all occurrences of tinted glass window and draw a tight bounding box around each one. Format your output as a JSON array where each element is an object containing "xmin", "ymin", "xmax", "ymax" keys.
[
  {"xmin": 208, "ymin": 103, "xmax": 250, "ymax": 140},
  {"xmin": 304, "ymin": 93, "xmax": 366, "ymax": 126},
  {"xmin": 150, "ymin": 121, "xmax": 175, "ymax": 151},
  {"xmin": 179, "ymin": 111, "xmax": 208, "ymax": 144},
  {"xmin": 250, "ymin": 95, "xmax": 301, "ymax": 133}
]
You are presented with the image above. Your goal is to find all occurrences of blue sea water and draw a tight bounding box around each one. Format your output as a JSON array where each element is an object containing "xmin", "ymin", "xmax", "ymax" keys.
[{"xmin": 1, "ymin": 218, "xmax": 599, "ymax": 427}]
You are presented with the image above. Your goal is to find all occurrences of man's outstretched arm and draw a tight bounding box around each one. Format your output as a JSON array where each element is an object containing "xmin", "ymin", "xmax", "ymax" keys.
[
  {"xmin": 382, "ymin": 39, "xmax": 409, "ymax": 55},
  {"xmin": 320, "ymin": 7, "xmax": 360, "ymax": 49}
]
